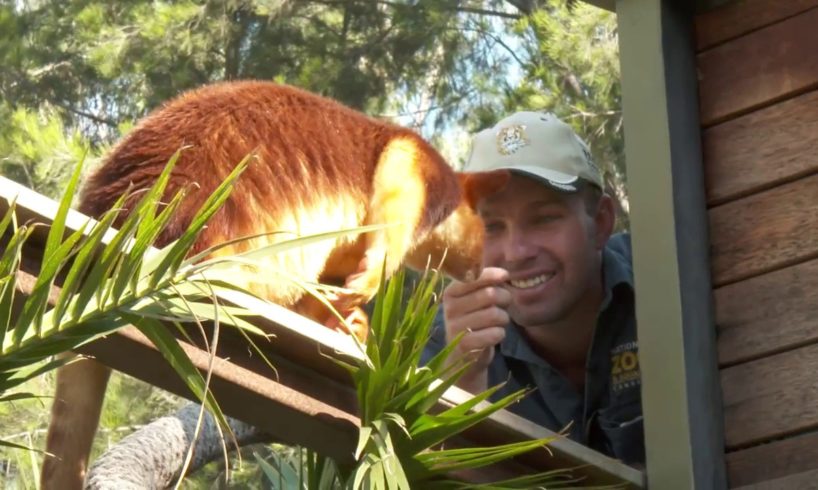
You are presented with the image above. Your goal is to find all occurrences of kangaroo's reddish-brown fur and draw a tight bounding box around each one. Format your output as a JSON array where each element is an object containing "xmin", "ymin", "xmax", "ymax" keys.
[{"xmin": 41, "ymin": 80, "xmax": 506, "ymax": 489}]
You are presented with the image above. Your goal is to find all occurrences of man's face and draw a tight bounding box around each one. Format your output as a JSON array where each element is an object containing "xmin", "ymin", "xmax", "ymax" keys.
[{"xmin": 478, "ymin": 174, "xmax": 607, "ymax": 328}]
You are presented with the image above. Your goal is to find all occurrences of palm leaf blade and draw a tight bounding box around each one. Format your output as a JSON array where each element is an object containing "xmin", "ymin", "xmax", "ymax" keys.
[
  {"xmin": 129, "ymin": 315, "xmax": 232, "ymax": 438},
  {"xmin": 147, "ymin": 157, "xmax": 249, "ymax": 289},
  {"xmin": 50, "ymin": 200, "xmax": 126, "ymax": 328}
]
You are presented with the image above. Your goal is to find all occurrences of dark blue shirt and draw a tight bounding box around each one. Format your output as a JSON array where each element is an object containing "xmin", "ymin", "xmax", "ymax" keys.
[{"xmin": 422, "ymin": 233, "xmax": 644, "ymax": 464}]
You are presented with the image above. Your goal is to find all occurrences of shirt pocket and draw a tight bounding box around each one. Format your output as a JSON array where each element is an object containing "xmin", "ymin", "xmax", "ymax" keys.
[{"xmin": 597, "ymin": 400, "xmax": 645, "ymax": 465}]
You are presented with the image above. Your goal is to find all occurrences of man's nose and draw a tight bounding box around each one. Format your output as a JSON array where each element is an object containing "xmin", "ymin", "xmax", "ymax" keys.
[{"xmin": 503, "ymin": 228, "xmax": 537, "ymax": 263}]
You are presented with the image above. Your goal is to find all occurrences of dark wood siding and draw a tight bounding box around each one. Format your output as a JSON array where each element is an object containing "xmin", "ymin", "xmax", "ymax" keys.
[{"xmin": 696, "ymin": 2, "xmax": 818, "ymax": 488}]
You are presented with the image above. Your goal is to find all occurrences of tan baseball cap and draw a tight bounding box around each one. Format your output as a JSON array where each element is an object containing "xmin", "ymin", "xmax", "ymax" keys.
[{"xmin": 464, "ymin": 111, "xmax": 603, "ymax": 192}]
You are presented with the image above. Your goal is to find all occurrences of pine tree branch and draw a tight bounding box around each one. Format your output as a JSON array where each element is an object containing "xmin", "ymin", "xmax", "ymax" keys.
[
  {"xmin": 455, "ymin": 5, "xmax": 521, "ymax": 19},
  {"xmin": 456, "ymin": 25, "xmax": 527, "ymax": 69},
  {"xmin": 52, "ymin": 101, "xmax": 118, "ymax": 128}
]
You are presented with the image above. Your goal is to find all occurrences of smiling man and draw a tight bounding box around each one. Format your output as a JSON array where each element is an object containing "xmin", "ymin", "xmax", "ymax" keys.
[{"xmin": 423, "ymin": 112, "xmax": 644, "ymax": 465}]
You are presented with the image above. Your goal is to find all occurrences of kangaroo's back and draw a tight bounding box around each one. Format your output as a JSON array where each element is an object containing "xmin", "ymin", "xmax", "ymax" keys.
[
  {"xmin": 81, "ymin": 81, "xmax": 395, "ymax": 256},
  {"xmin": 79, "ymin": 81, "xmax": 445, "ymax": 305}
]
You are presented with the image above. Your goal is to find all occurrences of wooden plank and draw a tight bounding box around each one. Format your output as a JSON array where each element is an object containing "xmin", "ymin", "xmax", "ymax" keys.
[
  {"xmin": 695, "ymin": 1, "xmax": 818, "ymax": 51},
  {"xmin": 12, "ymin": 266, "xmax": 364, "ymax": 463},
  {"xmin": 1, "ymin": 176, "xmax": 645, "ymax": 487},
  {"xmin": 733, "ymin": 469, "xmax": 818, "ymax": 490},
  {"xmin": 708, "ymin": 173, "xmax": 818, "ymax": 286},
  {"xmin": 703, "ymin": 89, "xmax": 818, "ymax": 206},
  {"xmin": 440, "ymin": 389, "xmax": 645, "ymax": 488},
  {"xmin": 721, "ymin": 344, "xmax": 818, "ymax": 448},
  {"xmin": 80, "ymin": 324, "xmax": 363, "ymax": 462},
  {"xmin": 86, "ymin": 322, "xmax": 647, "ymax": 483},
  {"xmin": 697, "ymin": 8, "xmax": 818, "ymax": 127},
  {"xmin": 727, "ymin": 431, "xmax": 818, "ymax": 488},
  {"xmin": 715, "ymin": 258, "xmax": 818, "ymax": 367}
]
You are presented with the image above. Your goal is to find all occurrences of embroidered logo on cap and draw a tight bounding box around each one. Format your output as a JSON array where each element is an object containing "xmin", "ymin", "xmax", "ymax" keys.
[{"xmin": 496, "ymin": 124, "xmax": 530, "ymax": 156}]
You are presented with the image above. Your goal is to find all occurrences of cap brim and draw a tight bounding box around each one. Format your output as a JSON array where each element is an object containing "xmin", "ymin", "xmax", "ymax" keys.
[{"xmin": 506, "ymin": 166, "xmax": 580, "ymax": 192}]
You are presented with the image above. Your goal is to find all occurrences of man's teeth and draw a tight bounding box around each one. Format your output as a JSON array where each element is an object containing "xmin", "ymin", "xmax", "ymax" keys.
[{"xmin": 509, "ymin": 274, "xmax": 552, "ymax": 289}]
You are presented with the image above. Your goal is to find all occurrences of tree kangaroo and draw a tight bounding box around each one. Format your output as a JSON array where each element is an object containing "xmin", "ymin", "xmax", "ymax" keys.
[{"xmin": 41, "ymin": 80, "xmax": 505, "ymax": 488}]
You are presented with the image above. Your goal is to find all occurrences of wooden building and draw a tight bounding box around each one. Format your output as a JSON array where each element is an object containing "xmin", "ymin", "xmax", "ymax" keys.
[
  {"xmin": 701, "ymin": 2, "xmax": 818, "ymax": 488},
  {"xmin": 612, "ymin": 0, "xmax": 818, "ymax": 488}
]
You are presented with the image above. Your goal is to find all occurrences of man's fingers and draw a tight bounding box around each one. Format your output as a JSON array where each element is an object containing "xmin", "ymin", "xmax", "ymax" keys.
[
  {"xmin": 440, "ymin": 267, "xmax": 510, "ymax": 373},
  {"xmin": 446, "ymin": 306, "xmax": 509, "ymax": 343},
  {"xmin": 444, "ymin": 267, "xmax": 509, "ymax": 299},
  {"xmin": 478, "ymin": 286, "xmax": 511, "ymax": 309},
  {"xmin": 444, "ymin": 285, "xmax": 511, "ymax": 323},
  {"xmin": 457, "ymin": 326, "xmax": 506, "ymax": 357}
]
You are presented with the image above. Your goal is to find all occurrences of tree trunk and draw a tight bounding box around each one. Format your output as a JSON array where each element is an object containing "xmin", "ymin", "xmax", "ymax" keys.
[{"xmin": 85, "ymin": 403, "xmax": 271, "ymax": 489}]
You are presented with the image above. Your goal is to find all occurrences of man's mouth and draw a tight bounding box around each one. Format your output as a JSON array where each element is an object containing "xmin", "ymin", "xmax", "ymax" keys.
[{"xmin": 508, "ymin": 273, "xmax": 554, "ymax": 290}]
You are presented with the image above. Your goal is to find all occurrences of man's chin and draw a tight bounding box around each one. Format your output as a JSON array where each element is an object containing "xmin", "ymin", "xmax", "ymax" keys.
[{"xmin": 509, "ymin": 306, "xmax": 567, "ymax": 328}]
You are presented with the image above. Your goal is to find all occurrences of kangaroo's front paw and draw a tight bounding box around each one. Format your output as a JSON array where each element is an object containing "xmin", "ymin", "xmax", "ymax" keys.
[{"xmin": 325, "ymin": 304, "xmax": 369, "ymax": 343}]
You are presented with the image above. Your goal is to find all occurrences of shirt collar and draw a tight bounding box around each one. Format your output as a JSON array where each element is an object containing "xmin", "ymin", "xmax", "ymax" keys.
[
  {"xmin": 600, "ymin": 234, "xmax": 634, "ymax": 311},
  {"xmin": 500, "ymin": 322, "xmax": 543, "ymax": 366}
]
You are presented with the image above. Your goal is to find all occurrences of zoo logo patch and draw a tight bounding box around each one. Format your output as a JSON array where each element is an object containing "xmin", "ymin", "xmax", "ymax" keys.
[
  {"xmin": 496, "ymin": 124, "xmax": 530, "ymax": 155},
  {"xmin": 610, "ymin": 341, "xmax": 641, "ymax": 393}
]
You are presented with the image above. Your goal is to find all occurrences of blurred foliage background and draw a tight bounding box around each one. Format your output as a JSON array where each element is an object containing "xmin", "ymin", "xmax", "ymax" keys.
[{"xmin": 0, "ymin": 0, "xmax": 623, "ymax": 486}]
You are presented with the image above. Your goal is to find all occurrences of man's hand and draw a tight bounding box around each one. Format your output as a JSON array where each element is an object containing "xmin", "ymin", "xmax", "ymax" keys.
[{"xmin": 442, "ymin": 267, "xmax": 511, "ymax": 393}]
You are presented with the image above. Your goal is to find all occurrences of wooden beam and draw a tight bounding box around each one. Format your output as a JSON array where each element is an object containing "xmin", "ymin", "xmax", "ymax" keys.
[
  {"xmin": 721, "ymin": 344, "xmax": 818, "ymax": 449},
  {"xmin": 697, "ymin": 8, "xmax": 818, "ymax": 126},
  {"xmin": 1, "ymin": 176, "xmax": 645, "ymax": 487},
  {"xmin": 702, "ymin": 89, "xmax": 818, "ymax": 206},
  {"xmin": 617, "ymin": 0, "xmax": 727, "ymax": 488},
  {"xmin": 79, "ymin": 323, "xmax": 362, "ymax": 462},
  {"xmin": 726, "ymin": 430, "xmax": 818, "ymax": 487},
  {"xmin": 695, "ymin": 0, "xmax": 818, "ymax": 51},
  {"xmin": 715, "ymin": 257, "xmax": 818, "ymax": 367},
  {"xmin": 733, "ymin": 469, "xmax": 818, "ymax": 490},
  {"xmin": 708, "ymin": 173, "xmax": 818, "ymax": 287}
]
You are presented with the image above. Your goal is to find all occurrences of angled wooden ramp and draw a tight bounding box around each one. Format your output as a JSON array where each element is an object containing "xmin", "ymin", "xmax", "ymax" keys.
[{"xmin": 1, "ymin": 176, "xmax": 644, "ymax": 488}]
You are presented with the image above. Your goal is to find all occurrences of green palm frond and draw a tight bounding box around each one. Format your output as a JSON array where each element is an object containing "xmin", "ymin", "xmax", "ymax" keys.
[
  {"xmin": 255, "ymin": 266, "xmax": 596, "ymax": 489},
  {"xmin": 0, "ymin": 154, "xmax": 252, "ymax": 445},
  {"xmin": 0, "ymin": 154, "xmax": 372, "ymax": 455},
  {"xmin": 254, "ymin": 447, "xmax": 345, "ymax": 490},
  {"xmin": 332, "ymin": 267, "xmax": 589, "ymax": 489}
]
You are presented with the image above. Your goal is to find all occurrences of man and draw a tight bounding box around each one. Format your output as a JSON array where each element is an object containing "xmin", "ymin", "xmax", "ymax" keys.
[{"xmin": 423, "ymin": 111, "xmax": 644, "ymax": 465}]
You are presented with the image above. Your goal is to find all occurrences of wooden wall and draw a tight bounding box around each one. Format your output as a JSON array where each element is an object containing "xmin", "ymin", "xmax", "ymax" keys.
[{"xmin": 695, "ymin": 1, "xmax": 818, "ymax": 488}]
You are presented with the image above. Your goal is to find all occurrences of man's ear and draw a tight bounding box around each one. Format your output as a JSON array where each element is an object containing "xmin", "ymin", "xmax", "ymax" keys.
[
  {"xmin": 594, "ymin": 194, "xmax": 616, "ymax": 249},
  {"xmin": 460, "ymin": 169, "xmax": 510, "ymax": 209}
]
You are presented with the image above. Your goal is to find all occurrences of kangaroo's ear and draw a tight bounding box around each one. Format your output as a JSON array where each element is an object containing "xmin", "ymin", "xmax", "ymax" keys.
[{"xmin": 460, "ymin": 169, "xmax": 510, "ymax": 209}]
